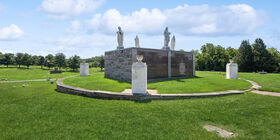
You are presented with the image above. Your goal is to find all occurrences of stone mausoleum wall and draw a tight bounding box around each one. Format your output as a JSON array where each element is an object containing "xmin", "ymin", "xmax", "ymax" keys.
[{"xmin": 105, "ymin": 47, "xmax": 195, "ymax": 82}]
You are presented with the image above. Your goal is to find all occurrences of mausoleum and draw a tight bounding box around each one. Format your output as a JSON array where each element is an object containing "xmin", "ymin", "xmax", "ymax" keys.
[{"xmin": 104, "ymin": 27, "xmax": 195, "ymax": 82}]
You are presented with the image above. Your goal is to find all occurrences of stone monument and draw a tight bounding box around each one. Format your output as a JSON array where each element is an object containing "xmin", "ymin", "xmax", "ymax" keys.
[
  {"xmin": 80, "ymin": 62, "xmax": 89, "ymax": 76},
  {"xmin": 226, "ymin": 59, "xmax": 238, "ymax": 79},
  {"xmin": 171, "ymin": 36, "xmax": 175, "ymax": 50},
  {"xmin": 135, "ymin": 35, "xmax": 140, "ymax": 48},
  {"xmin": 132, "ymin": 55, "xmax": 147, "ymax": 95},
  {"xmin": 116, "ymin": 26, "xmax": 124, "ymax": 49},
  {"xmin": 162, "ymin": 27, "xmax": 171, "ymax": 50}
]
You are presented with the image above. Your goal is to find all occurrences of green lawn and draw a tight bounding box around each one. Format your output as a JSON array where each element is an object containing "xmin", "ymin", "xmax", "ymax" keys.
[
  {"xmin": 0, "ymin": 81, "xmax": 279, "ymax": 139},
  {"xmin": 0, "ymin": 68, "xmax": 78, "ymax": 81},
  {"xmin": 64, "ymin": 71, "xmax": 251, "ymax": 93},
  {"xmin": 239, "ymin": 72, "xmax": 280, "ymax": 93}
]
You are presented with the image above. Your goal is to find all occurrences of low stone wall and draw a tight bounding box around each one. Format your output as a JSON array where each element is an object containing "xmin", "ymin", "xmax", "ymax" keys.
[{"xmin": 56, "ymin": 78, "xmax": 245, "ymax": 101}]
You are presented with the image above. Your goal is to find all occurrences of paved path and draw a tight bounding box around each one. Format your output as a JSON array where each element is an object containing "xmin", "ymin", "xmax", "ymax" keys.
[
  {"xmin": 245, "ymin": 79, "xmax": 262, "ymax": 89},
  {"xmin": 251, "ymin": 90, "xmax": 280, "ymax": 97},
  {"xmin": 244, "ymin": 79, "xmax": 280, "ymax": 97},
  {"xmin": 0, "ymin": 79, "xmax": 53, "ymax": 83}
]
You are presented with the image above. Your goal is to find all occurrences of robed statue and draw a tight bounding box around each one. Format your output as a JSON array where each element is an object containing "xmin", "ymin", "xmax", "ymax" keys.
[
  {"xmin": 135, "ymin": 35, "xmax": 140, "ymax": 48},
  {"xmin": 117, "ymin": 26, "xmax": 124, "ymax": 49},
  {"xmin": 171, "ymin": 36, "xmax": 175, "ymax": 50},
  {"xmin": 162, "ymin": 27, "xmax": 171, "ymax": 50}
]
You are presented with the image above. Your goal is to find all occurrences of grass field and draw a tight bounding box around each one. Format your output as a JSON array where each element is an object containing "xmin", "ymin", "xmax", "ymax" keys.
[
  {"xmin": 63, "ymin": 71, "xmax": 251, "ymax": 93},
  {"xmin": 0, "ymin": 67, "xmax": 78, "ymax": 81},
  {"xmin": 239, "ymin": 72, "xmax": 280, "ymax": 93},
  {"xmin": 0, "ymin": 81, "xmax": 279, "ymax": 139}
]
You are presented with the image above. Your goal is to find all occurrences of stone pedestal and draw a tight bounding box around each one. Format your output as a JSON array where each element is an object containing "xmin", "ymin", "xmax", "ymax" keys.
[
  {"xmin": 80, "ymin": 63, "xmax": 89, "ymax": 76},
  {"xmin": 226, "ymin": 62, "xmax": 238, "ymax": 79},
  {"xmin": 132, "ymin": 62, "xmax": 147, "ymax": 95},
  {"xmin": 117, "ymin": 46, "xmax": 124, "ymax": 50}
]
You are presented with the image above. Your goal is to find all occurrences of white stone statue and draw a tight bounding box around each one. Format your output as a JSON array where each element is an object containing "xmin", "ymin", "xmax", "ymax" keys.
[
  {"xmin": 135, "ymin": 35, "xmax": 140, "ymax": 48},
  {"xmin": 132, "ymin": 55, "xmax": 147, "ymax": 95},
  {"xmin": 116, "ymin": 26, "xmax": 124, "ymax": 49},
  {"xmin": 226, "ymin": 59, "xmax": 238, "ymax": 79},
  {"xmin": 171, "ymin": 36, "xmax": 175, "ymax": 50},
  {"xmin": 80, "ymin": 62, "xmax": 89, "ymax": 76},
  {"xmin": 162, "ymin": 27, "xmax": 171, "ymax": 50}
]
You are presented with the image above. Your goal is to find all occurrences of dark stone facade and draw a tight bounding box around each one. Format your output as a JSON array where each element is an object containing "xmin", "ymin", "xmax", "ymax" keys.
[{"xmin": 105, "ymin": 47, "xmax": 195, "ymax": 82}]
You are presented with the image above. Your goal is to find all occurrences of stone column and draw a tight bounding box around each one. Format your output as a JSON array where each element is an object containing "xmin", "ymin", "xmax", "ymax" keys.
[
  {"xmin": 80, "ymin": 62, "xmax": 89, "ymax": 76},
  {"xmin": 226, "ymin": 60, "xmax": 238, "ymax": 79},
  {"xmin": 193, "ymin": 52, "xmax": 195, "ymax": 76},
  {"xmin": 132, "ymin": 55, "xmax": 147, "ymax": 95},
  {"xmin": 168, "ymin": 50, "xmax": 172, "ymax": 78}
]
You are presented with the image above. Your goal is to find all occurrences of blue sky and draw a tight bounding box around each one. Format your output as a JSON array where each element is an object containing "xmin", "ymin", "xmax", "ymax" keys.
[{"xmin": 0, "ymin": 0, "xmax": 279, "ymax": 58}]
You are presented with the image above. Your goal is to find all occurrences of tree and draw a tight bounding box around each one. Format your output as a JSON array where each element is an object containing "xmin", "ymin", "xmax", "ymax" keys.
[
  {"xmin": 38, "ymin": 56, "xmax": 45, "ymax": 69},
  {"xmin": 15, "ymin": 53, "xmax": 24, "ymax": 68},
  {"xmin": 54, "ymin": 53, "xmax": 66, "ymax": 69},
  {"xmin": 2, "ymin": 53, "xmax": 14, "ymax": 67},
  {"xmin": 252, "ymin": 38, "xmax": 274, "ymax": 72},
  {"xmin": 98, "ymin": 56, "xmax": 104, "ymax": 70},
  {"xmin": 226, "ymin": 47, "xmax": 238, "ymax": 60},
  {"xmin": 268, "ymin": 48, "xmax": 280, "ymax": 72},
  {"xmin": 0, "ymin": 52, "xmax": 3, "ymax": 65},
  {"xmin": 68, "ymin": 55, "xmax": 80, "ymax": 71},
  {"xmin": 22, "ymin": 53, "xmax": 32, "ymax": 68},
  {"xmin": 45, "ymin": 54, "xmax": 55, "ymax": 69},
  {"xmin": 236, "ymin": 40, "xmax": 254, "ymax": 72},
  {"xmin": 32, "ymin": 55, "xmax": 39, "ymax": 66}
]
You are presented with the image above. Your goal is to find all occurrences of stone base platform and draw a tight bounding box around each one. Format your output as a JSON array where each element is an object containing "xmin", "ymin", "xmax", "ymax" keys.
[
  {"xmin": 56, "ymin": 78, "xmax": 245, "ymax": 101},
  {"xmin": 122, "ymin": 89, "xmax": 158, "ymax": 95}
]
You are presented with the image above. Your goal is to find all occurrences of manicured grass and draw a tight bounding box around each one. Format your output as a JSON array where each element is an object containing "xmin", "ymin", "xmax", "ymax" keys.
[
  {"xmin": 0, "ymin": 68, "xmax": 78, "ymax": 81},
  {"xmin": 239, "ymin": 72, "xmax": 280, "ymax": 93},
  {"xmin": 0, "ymin": 81, "xmax": 279, "ymax": 139},
  {"xmin": 64, "ymin": 71, "xmax": 251, "ymax": 93}
]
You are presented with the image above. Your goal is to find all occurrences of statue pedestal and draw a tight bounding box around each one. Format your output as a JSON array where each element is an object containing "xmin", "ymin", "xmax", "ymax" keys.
[
  {"xmin": 117, "ymin": 46, "xmax": 124, "ymax": 50},
  {"xmin": 80, "ymin": 63, "xmax": 89, "ymax": 76},
  {"xmin": 226, "ymin": 63, "xmax": 238, "ymax": 79},
  {"xmin": 132, "ymin": 62, "xmax": 147, "ymax": 95},
  {"xmin": 162, "ymin": 46, "xmax": 170, "ymax": 50}
]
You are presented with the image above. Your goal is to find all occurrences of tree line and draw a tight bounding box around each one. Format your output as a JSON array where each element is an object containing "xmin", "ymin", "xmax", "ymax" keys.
[
  {"xmin": 0, "ymin": 52, "xmax": 104, "ymax": 71},
  {"xmin": 193, "ymin": 38, "xmax": 280, "ymax": 73}
]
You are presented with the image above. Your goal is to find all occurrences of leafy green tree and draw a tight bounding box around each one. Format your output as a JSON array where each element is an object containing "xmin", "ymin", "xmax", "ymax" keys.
[
  {"xmin": 22, "ymin": 53, "xmax": 33, "ymax": 68},
  {"xmin": 54, "ymin": 53, "xmax": 66, "ymax": 69},
  {"xmin": 45, "ymin": 54, "xmax": 55, "ymax": 69},
  {"xmin": 38, "ymin": 56, "xmax": 45, "ymax": 69},
  {"xmin": 98, "ymin": 56, "xmax": 104, "ymax": 70},
  {"xmin": 268, "ymin": 48, "xmax": 280, "ymax": 72},
  {"xmin": 68, "ymin": 55, "xmax": 80, "ymax": 71},
  {"xmin": 32, "ymin": 55, "xmax": 39, "ymax": 66},
  {"xmin": 197, "ymin": 43, "xmax": 227, "ymax": 71},
  {"xmin": 15, "ymin": 53, "xmax": 24, "ymax": 68},
  {"xmin": 0, "ymin": 52, "xmax": 4, "ymax": 65},
  {"xmin": 226, "ymin": 47, "xmax": 238, "ymax": 60},
  {"xmin": 252, "ymin": 38, "xmax": 274, "ymax": 72},
  {"xmin": 2, "ymin": 53, "xmax": 14, "ymax": 67},
  {"xmin": 236, "ymin": 40, "xmax": 254, "ymax": 72}
]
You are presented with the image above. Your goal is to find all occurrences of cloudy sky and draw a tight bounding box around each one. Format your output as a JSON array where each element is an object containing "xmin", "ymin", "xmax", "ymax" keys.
[{"xmin": 0, "ymin": 0, "xmax": 279, "ymax": 58}]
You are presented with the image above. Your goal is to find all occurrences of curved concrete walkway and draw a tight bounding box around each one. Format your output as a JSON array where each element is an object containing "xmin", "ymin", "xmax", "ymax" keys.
[
  {"xmin": 251, "ymin": 90, "xmax": 280, "ymax": 97},
  {"xmin": 244, "ymin": 79, "xmax": 280, "ymax": 97},
  {"xmin": 0, "ymin": 79, "xmax": 53, "ymax": 83}
]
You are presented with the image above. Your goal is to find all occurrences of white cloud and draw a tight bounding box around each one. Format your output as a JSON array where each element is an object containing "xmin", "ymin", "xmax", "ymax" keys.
[
  {"xmin": 87, "ymin": 8, "xmax": 166, "ymax": 34},
  {"xmin": 67, "ymin": 20, "xmax": 81, "ymax": 33},
  {"xmin": 0, "ymin": 24, "xmax": 24, "ymax": 40},
  {"xmin": 42, "ymin": 0, "xmax": 104, "ymax": 19},
  {"xmin": 87, "ymin": 4, "xmax": 266, "ymax": 36}
]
